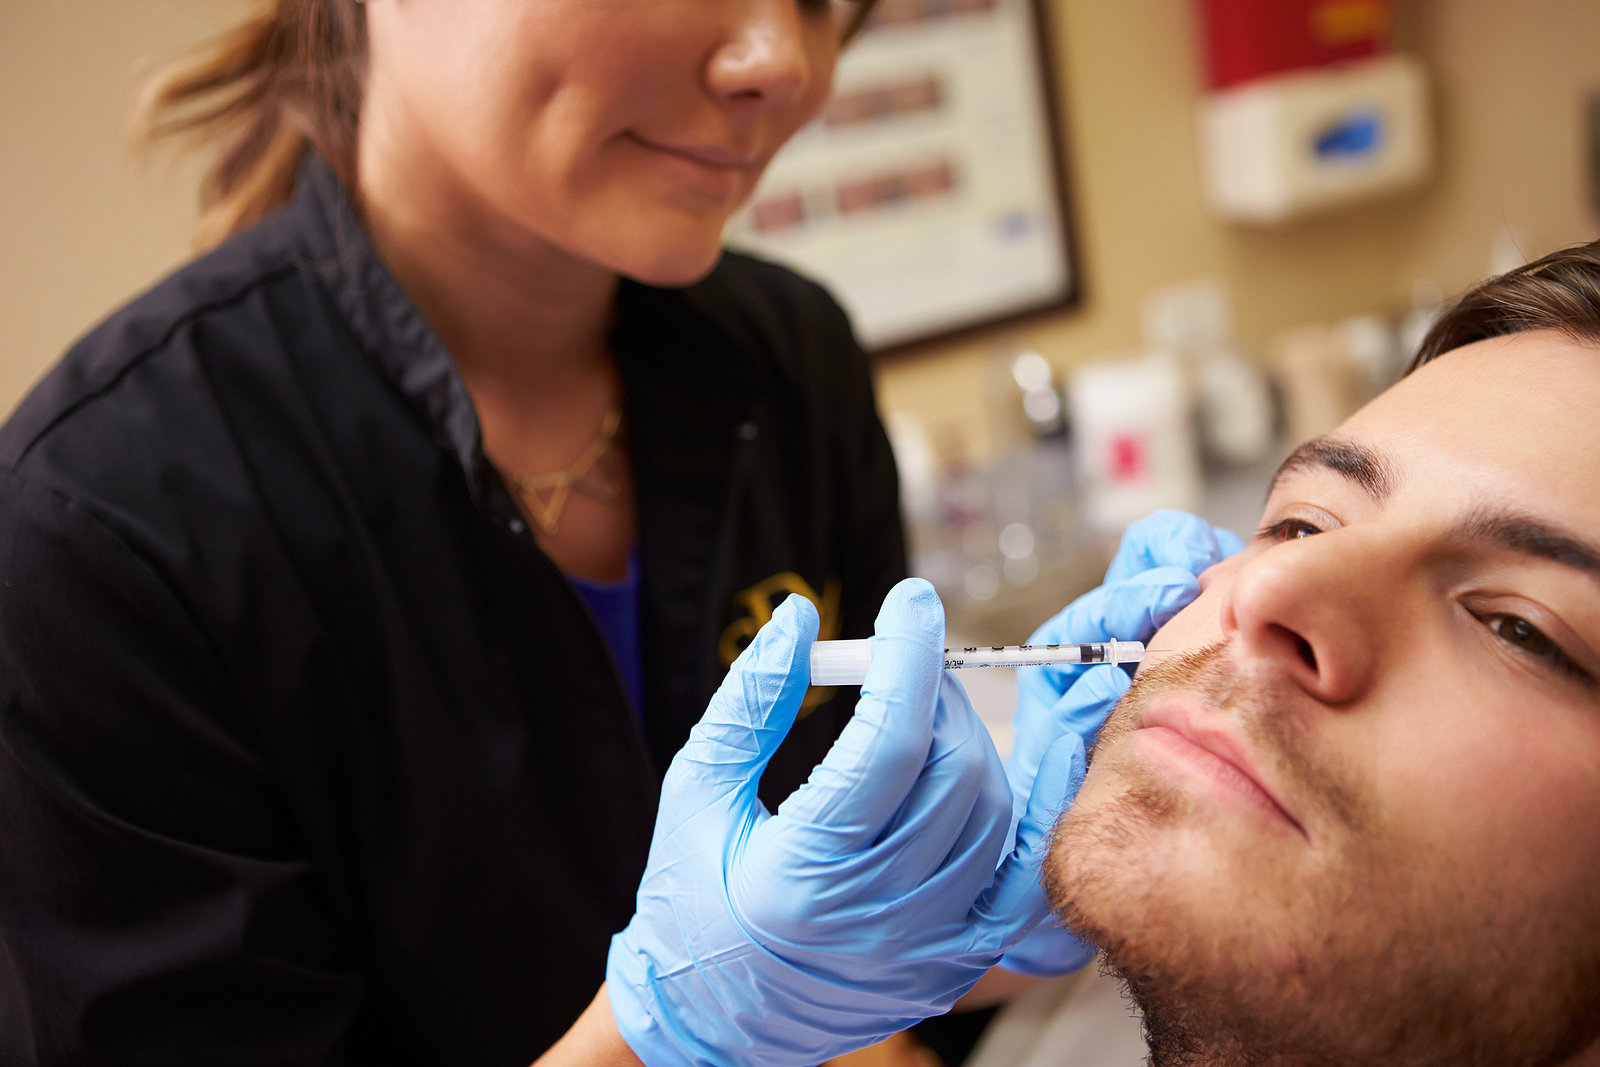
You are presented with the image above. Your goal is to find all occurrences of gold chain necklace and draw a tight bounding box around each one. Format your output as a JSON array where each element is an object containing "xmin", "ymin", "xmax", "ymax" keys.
[{"xmin": 509, "ymin": 407, "xmax": 622, "ymax": 535}]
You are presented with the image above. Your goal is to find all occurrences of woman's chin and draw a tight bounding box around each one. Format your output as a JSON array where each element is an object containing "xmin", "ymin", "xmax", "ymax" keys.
[{"xmin": 615, "ymin": 242, "xmax": 728, "ymax": 289}]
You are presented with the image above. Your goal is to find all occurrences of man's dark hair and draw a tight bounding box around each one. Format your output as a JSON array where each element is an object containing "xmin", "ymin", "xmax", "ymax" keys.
[{"xmin": 1412, "ymin": 238, "xmax": 1600, "ymax": 370}]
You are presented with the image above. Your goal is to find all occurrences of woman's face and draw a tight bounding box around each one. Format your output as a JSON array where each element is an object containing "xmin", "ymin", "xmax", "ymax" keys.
[{"xmin": 362, "ymin": 0, "xmax": 851, "ymax": 285}]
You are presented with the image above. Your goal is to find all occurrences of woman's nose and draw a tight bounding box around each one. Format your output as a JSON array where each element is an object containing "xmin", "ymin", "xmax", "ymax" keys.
[
  {"xmin": 1218, "ymin": 529, "xmax": 1393, "ymax": 705},
  {"xmin": 706, "ymin": 0, "xmax": 815, "ymax": 110}
]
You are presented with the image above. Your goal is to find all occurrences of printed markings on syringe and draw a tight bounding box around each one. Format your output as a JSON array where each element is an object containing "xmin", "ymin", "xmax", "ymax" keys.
[
  {"xmin": 955, "ymin": 645, "xmax": 1068, "ymax": 652},
  {"xmin": 940, "ymin": 644, "xmax": 1114, "ymax": 667}
]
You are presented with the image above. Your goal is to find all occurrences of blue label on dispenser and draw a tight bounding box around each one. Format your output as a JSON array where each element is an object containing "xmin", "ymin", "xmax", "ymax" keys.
[{"xmin": 1313, "ymin": 109, "xmax": 1384, "ymax": 161}]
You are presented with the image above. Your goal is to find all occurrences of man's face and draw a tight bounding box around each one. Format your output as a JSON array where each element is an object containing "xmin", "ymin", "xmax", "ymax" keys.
[{"xmin": 1045, "ymin": 331, "xmax": 1600, "ymax": 1066}]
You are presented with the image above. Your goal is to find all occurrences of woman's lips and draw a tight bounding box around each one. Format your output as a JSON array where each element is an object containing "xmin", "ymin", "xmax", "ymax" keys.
[
  {"xmin": 626, "ymin": 132, "xmax": 759, "ymax": 200},
  {"xmin": 1133, "ymin": 699, "xmax": 1307, "ymax": 838}
]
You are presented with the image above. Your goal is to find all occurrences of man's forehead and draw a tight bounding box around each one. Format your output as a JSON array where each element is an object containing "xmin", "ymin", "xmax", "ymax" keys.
[
  {"xmin": 1265, "ymin": 336, "xmax": 1600, "ymax": 578},
  {"xmin": 1291, "ymin": 334, "xmax": 1600, "ymax": 509},
  {"xmin": 1376, "ymin": 330, "xmax": 1600, "ymax": 440}
]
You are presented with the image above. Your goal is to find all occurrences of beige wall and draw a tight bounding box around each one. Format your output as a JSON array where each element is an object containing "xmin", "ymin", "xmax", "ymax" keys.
[
  {"xmin": 1, "ymin": 0, "xmax": 247, "ymax": 414},
  {"xmin": 878, "ymin": 0, "xmax": 1600, "ymax": 461},
  {"xmin": 1391, "ymin": 0, "xmax": 1600, "ymax": 294},
  {"xmin": 3, "ymin": 0, "xmax": 1598, "ymax": 436}
]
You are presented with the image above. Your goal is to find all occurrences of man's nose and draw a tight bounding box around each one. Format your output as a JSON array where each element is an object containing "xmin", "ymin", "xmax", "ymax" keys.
[
  {"xmin": 706, "ymin": 0, "xmax": 815, "ymax": 111},
  {"xmin": 1218, "ymin": 528, "xmax": 1394, "ymax": 705}
]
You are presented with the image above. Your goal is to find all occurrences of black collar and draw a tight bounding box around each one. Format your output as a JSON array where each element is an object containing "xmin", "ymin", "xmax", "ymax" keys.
[{"xmin": 289, "ymin": 157, "xmax": 485, "ymax": 486}]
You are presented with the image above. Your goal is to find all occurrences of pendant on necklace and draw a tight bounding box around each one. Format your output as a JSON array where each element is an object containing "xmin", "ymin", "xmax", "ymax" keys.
[{"xmin": 511, "ymin": 408, "xmax": 623, "ymax": 536}]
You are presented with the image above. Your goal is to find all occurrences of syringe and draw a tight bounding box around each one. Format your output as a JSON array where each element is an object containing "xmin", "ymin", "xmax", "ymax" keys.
[{"xmin": 809, "ymin": 639, "xmax": 1149, "ymax": 687}]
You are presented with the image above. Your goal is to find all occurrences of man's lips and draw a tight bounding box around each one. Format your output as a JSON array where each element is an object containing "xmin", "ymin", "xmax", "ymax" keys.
[{"xmin": 1134, "ymin": 697, "xmax": 1308, "ymax": 838}]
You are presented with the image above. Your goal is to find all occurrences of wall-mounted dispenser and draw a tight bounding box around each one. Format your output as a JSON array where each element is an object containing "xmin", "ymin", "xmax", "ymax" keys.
[
  {"xmin": 1198, "ymin": 54, "xmax": 1431, "ymax": 224},
  {"xmin": 1193, "ymin": 0, "xmax": 1431, "ymax": 224}
]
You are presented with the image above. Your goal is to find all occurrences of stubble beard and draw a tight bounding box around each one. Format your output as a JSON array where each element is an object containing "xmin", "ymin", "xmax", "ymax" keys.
[{"xmin": 1040, "ymin": 647, "xmax": 1600, "ymax": 1067}]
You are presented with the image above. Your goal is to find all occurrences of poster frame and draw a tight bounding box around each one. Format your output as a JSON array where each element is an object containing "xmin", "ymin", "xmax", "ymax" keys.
[{"xmin": 851, "ymin": 0, "xmax": 1086, "ymax": 359}]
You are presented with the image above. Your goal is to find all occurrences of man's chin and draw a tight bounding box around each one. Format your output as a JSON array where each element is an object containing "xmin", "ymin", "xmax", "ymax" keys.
[
  {"xmin": 1047, "ymin": 790, "xmax": 1600, "ymax": 1067},
  {"xmin": 1042, "ymin": 752, "xmax": 1219, "ymax": 989},
  {"xmin": 1042, "ymin": 784, "xmax": 1287, "ymax": 1065}
]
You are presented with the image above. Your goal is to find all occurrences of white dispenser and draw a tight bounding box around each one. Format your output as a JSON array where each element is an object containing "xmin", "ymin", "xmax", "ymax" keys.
[{"xmin": 1198, "ymin": 54, "xmax": 1432, "ymax": 224}]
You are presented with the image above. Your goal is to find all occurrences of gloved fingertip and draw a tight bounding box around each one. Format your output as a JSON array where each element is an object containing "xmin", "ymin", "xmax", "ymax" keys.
[
  {"xmin": 1143, "ymin": 572, "xmax": 1203, "ymax": 631},
  {"xmin": 726, "ymin": 593, "xmax": 819, "ymax": 680},
  {"xmin": 998, "ymin": 925, "xmax": 1098, "ymax": 978},
  {"xmin": 874, "ymin": 577, "xmax": 945, "ymax": 646},
  {"xmin": 1071, "ymin": 663, "xmax": 1131, "ymax": 705},
  {"xmin": 1106, "ymin": 509, "xmax": 1226, "ymax": 583},
  {"xmin": 1090, "ymin": 567, "xmax": 1200, "ymax": 638},
  {"xmin": 773, "ymin": 589, "xmax": 822, "ymax": 638},
  {"xmin": 1214, "ymin": 525, "xmax": 1247, "ymax": 558},
  {"xmin": 1131, "ymin": 563, "xmax": 1202, "ymax": 598},
  {"xmin": 1041, "ymin": 664, "xmax": 1128, "ymax": 756}
]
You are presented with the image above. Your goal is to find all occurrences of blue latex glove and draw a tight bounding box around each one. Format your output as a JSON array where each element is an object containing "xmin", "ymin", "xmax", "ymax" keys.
[
  {"xmin": 998, "ymin": 510, "xmax": 1245, "ymax": 977},
  {"xmin": 607, "ymin": 579, "xmax": 1085, "ymax": 1067}
]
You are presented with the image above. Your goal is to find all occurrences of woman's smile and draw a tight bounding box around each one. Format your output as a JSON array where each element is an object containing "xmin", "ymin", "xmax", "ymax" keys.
[{"xmin": 623, "ymin": 131, "xmax": 763, "ymax": 204}]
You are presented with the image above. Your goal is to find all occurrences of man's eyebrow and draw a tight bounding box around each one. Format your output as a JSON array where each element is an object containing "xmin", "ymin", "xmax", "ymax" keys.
[
  {"xmin": 1459, "ymin": 509, "xmax": 1600, "ymax": 584},
  {"xmin": 1267, "ymin": 436, "xmax": 1395, "ymax": 503}
]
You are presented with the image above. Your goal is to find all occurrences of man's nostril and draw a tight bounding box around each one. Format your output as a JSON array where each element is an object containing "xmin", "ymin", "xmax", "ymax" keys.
[{"xmin": 1296, "ymin": 636, "xmax": 1317, "ymax": 671}]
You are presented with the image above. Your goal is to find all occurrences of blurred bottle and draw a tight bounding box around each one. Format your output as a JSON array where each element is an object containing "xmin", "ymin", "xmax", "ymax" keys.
[
  {"xmin": 986, "ymin": 339, "xmax": 1067, "ymax": 446},
  {"xmin": 1069, "ymin": 351, "xmax": 1202, "ymax": 535},
  {"xmin": 1195, "ymin": 350, "xmax": 1277, "ymax": 466},
  {"xmin": 1272, "ymin": 324, "xmax": 1365, "ymax": 444},
  {"xmin": 1142, "ymin": 278, "xmax": 1276, "ymax": 468},
  {"xmin": 885, "ymin": 410, "xmax": 939, "ymax": 532},
  {"xmin": 1339, "ymin": 313, "xmax": 1403, "ymax": 395}
]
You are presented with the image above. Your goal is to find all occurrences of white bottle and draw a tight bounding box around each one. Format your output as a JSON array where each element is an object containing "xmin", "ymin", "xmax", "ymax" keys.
[{"xmin": 1068, "ymin": 352, "xmax": 1202, "ymax": 534}]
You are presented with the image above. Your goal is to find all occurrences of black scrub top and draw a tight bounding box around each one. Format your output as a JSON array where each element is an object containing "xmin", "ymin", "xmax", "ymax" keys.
[{"xmin": 0, "ymin": 158, "xmax": 907, "ymax": 1066}]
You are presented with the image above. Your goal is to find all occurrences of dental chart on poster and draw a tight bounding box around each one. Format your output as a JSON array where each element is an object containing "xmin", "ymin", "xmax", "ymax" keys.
[{"xmin": 725, "ymin": 0, "xmax": 1079, "ymax": 351}]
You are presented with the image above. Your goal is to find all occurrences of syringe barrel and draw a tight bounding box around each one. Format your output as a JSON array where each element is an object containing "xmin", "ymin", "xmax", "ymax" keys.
[
  {"xmin": 807, "ymin": 639, "xmax": 1145, "ymax": 686},
  {"xmin": 942, "ymin": 642, "xmax": 1145, "ymax": 668}
]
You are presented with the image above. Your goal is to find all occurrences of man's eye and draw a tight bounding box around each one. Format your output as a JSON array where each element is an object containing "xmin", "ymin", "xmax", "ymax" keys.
[
  {"xmin": 1257, "ymin": 518, "xmax": 1323, "ymax": 543},
  {"xmin": 1487, "ymin": 614, "xmax": 1592, "ymax": 684}
]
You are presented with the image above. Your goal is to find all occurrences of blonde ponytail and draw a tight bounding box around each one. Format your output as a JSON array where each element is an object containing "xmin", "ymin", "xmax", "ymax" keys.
[{"xmin": 129, "ymin": 0, "xmax": 367, "ymax": 252}]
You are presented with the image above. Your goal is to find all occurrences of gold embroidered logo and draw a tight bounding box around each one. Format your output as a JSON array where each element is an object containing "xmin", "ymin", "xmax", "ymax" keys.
[{"xmin": 719, "ymin": 572, "xmax": 842, "ymax": 713}]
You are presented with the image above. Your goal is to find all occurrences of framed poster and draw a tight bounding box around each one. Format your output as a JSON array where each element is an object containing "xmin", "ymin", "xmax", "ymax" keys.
[{"xmin": 724, "ymin": 0, "xmax": 1080, "ymax": 353}]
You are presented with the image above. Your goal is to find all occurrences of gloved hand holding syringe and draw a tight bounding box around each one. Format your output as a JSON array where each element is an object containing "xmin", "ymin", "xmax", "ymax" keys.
[
  {"xmin": 810, "ymin": 638, "xmax": 1154, "ymax": 686},
  {"xmin": 605, "ymin": 511, "xmax": 1242, "ymax": 1067}
]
